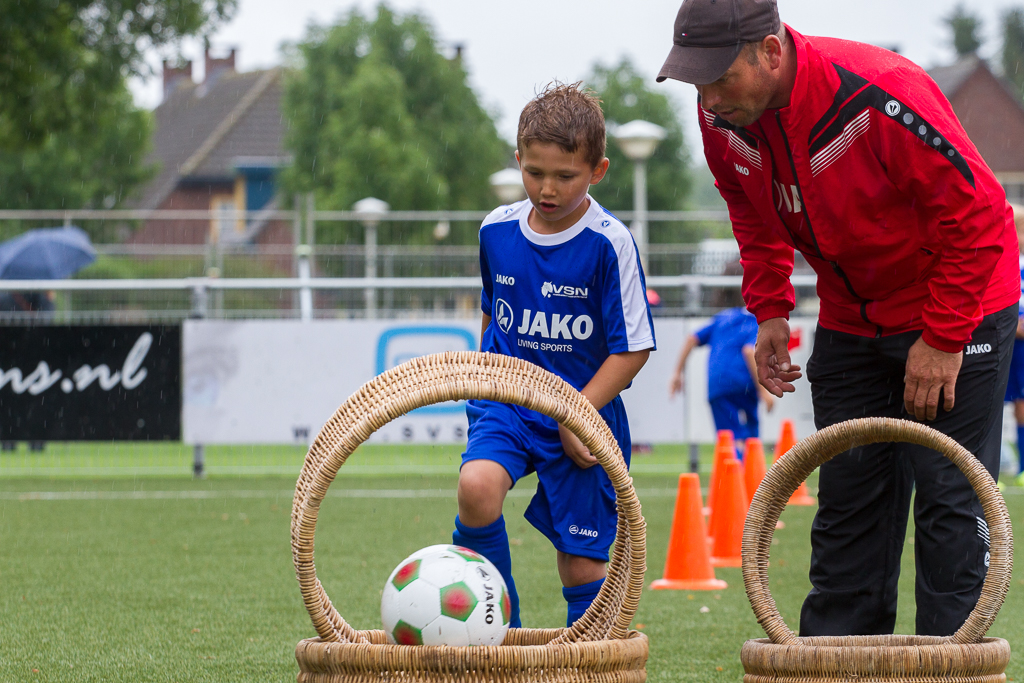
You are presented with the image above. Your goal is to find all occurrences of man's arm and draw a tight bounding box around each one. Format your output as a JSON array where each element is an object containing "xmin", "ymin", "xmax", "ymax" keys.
[
  {"xmin": 869, "ymin": 81, "xmax": 1008, "ymax": 419},
  {"xmin": 559, "ymin": 349, "xmax": 650, "ymax": 468}
]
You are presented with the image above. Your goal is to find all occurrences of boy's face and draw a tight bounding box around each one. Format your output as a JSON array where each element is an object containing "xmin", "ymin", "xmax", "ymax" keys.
[{"xmin": 516, "ymin": 142, "xmax": 609, "ymax": 233}]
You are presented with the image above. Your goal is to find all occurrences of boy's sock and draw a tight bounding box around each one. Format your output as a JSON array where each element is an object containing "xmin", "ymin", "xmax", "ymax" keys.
[
  {"xmin": 562, "ymin": 577, "xmax": 605, "ymax": 627},
  {"xmin": 1017, "ymin": 425, "xmax": 1024, "ymax": 474},
  {"xmin": 453, "ymin": 515, "xmax": 521, "ymax": 628}
]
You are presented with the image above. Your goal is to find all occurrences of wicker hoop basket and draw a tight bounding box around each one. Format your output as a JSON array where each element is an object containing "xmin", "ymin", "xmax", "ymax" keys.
[
  {"xmin": 291, "ymin": 351, "xmax": 649, "ymax": 682},
  {"xmin": 741, "ymin": 417, "xmax": 1013, "ymax": 683}
]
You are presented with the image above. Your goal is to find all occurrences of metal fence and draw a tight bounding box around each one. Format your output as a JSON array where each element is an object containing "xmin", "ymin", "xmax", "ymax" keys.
[{"xmin": 0, "ymin": 207, "xmax": 819, "ymax": 321}]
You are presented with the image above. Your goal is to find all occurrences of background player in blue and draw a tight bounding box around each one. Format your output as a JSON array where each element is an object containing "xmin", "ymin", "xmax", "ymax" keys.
[
  {"xmin": 668, "ymin": 262, "xmax": 774, "ymax": 457},
  {"xmin": 453, "ymin": 83, "xmax": 656, "ymax": 629},
  {"xmin": 1004, "ymin": 205, "xmax": 1024, "ymax": 486}
]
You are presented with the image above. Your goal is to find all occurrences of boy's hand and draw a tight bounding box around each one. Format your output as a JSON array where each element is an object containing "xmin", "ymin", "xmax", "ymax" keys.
[
  {"xmin": 559, "ymin": 423, "xmax": 598, "ymax": 469},
  {"xmin": 668, "ymin": 372, "xmax": 684, "ymax": 396}
]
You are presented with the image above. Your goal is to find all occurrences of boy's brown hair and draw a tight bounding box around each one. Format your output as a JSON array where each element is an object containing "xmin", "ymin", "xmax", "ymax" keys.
[{"xmin": 517, "ymin": 82, "xmax": 606, "ymax": 168}]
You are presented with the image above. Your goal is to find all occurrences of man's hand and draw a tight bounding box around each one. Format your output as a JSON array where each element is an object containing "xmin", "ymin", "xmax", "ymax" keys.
[
  {"xmin": 559, "ymin": 423, "xmax": 598, "ymax": 468},
  {"xmin": 1016, "ymin": 316, "xmax": 1024, "ymax": 340},
  {"xmin": 754, "ymin": 317, "xmax": 803, "ymax": 397},
  {"xmin": 904, "ymin": 337, "xmax": 962, "ymax": 421}
]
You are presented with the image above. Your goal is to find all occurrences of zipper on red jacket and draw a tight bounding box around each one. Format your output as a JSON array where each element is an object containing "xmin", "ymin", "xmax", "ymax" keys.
[{"xmin": 773, "ymin": 112, "xmax": 884, "ymax": 338}]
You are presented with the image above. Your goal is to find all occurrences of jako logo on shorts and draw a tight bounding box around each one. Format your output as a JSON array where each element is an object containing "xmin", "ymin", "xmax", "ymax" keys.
[
  {"xmin": 569, "ymin": 525, "xmax": 598, "ymax": 538},
  {"xmin": 965, "ymin": 343, "xmax": 992, "ymax": 355}
]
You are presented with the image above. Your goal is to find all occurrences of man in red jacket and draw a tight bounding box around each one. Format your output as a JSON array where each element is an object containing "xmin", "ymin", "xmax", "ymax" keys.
[{"xmin": 657, "ymin": 0, "xmax": 1020, "ymax": 637}]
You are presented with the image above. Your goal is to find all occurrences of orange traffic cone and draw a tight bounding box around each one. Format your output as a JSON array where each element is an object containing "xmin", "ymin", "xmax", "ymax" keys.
[
  {"xmin": 743, "ymin": 437, "xmax": 767, "ymax": 506},
  {"xmin": 774, "ymin": 419, "xmax": 815, "ymax": 506},
  {"xmin": 651, "ymin": 473, "xmax": 728, "ymax": 590},
  {"xmin": 710, "ymin": 459, "xmax": 748, "ymax": 567},
  {"xmin": 705, "ymin": 430, "xmax": 735, "ymax": 516}
]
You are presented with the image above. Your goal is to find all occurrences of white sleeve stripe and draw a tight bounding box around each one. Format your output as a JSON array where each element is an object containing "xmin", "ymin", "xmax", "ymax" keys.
[{"xmin": 592, "ymin": 220, "xmax": 655, "ymax": 350}]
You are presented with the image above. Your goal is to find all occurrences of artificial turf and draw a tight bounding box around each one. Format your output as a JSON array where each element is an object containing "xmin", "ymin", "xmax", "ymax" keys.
[{"xmin": 1, "ymin": 448, "xmax": 1022, "ymax": 682}]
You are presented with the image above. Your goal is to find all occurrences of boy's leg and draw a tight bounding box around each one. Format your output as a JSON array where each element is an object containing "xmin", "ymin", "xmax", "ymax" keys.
[
  {"xmin": 1015, "ymin": 400, "xmax": 1024, "ymax": 480},
  {"xmin": 454, "ymin": 461, "xmax": 521, "ymax": 628},
  {"xmin": 557, "ymin": 552, "xmax": 606, "ymax": 626},
  {"xmin": 454, "ymin": 401, "xmax": 531, "ymax": 628},
  {"xmin": 710, "ymin": 395, "xmax": 746, "ymax": 459}
]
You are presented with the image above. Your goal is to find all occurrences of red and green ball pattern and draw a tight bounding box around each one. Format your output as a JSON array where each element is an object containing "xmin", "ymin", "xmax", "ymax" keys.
[
  {"xmin": 439, "ymin": 582, "xmax": 478, "ymax": 621},
  {"xmin": 449, "ymin": 546, "xmax": 485, "ymax": 563},
  {"xmin": 500, "ymin": 586, "xmax": 511, "ymax": 626},
  {"xmin": 391, "ymin": 560, "xmax": 421, "ymax": 591},
  {"xmin": 391, "ymin": 620, "xmax": 424, "ymax": 645}
]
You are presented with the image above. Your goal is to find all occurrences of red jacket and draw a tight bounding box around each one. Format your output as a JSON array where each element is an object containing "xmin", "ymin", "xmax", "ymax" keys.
[{"xmin": 701, "ymin": 26, "xmax": 1020, "ymax": 352}]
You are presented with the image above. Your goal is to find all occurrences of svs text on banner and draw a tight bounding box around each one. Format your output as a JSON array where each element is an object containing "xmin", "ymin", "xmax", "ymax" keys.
[{"xmin": 0, "ymin": 325, "xmax": 181, "ymax": 440}]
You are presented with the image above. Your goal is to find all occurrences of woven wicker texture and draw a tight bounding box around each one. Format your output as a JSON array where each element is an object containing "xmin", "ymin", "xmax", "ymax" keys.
[
  {"xmin": 740, "ymin": 417, "xmax": 1012, "ymax": 683},
  {"xmin": 291, "ymin": 351, "xmax": 648, "ymax": 682}
]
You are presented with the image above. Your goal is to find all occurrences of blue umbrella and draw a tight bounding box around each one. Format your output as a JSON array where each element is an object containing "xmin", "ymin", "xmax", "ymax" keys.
[{"xmin": 0, "ymin": 226, "xmax": 96, "ymax": 280}]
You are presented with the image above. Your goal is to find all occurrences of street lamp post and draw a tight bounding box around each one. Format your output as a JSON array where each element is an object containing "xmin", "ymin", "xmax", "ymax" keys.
[
  {"xmin": 613, "ymin": 120, "xmax": 666, "ymax": 270},
  {"xmin": 489, "ymin": 168, "xmax": 527, "ymax": 205},
  {"xmin": 353, "ymin": 197, "xmax": 390, "ymax": 319}
]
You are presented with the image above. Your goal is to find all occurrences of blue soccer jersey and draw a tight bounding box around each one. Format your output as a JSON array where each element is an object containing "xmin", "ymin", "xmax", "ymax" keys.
[
  {"xmin": 478, "ymin": 197, "xmax": 656, "ymax": 402},
  {"xmin": 694, "ymin": 307, "xmax": 758, "ymax": 401}
]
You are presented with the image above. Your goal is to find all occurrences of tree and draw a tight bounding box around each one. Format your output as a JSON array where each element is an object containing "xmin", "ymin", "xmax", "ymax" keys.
[
  {"xmin": 585, "ymin": 58, "xmax": 693, "ymax": 241},
  {"xmin": 945, "ymin": 4, "xmax": 983, "ymax": 58},
  {"xmin": 0, "ymin": 0, "xmax": 236, "ymax": 150},
  {"xmin": 0, "ymin": 0, "xmax": 236, "ymax": 234},
  {"xmin": 1003, "ymin": 8, "xmax": 1024, "ymax": 98},
  {"xmin": 282, "ymin": 5, "xmax": 509, "ymax": 245}
]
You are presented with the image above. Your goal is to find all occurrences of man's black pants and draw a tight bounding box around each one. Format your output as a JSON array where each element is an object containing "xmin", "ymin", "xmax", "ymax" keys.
[{"xmin": 800, "ymin": 304, "xmax": 1016, "ymax": 637}]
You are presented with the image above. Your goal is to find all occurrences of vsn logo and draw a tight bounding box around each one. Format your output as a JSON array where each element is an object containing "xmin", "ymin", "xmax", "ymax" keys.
[
  {"xmin": 541, "ymin": 281, "xmax": 588, "ymax": 299},
  {"xmin": 495, "ymin": 298, "xmax": 514, "ymax": 334}
]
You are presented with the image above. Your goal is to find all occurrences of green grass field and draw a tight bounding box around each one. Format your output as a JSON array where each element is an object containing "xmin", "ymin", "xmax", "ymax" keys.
[{"xmin": 1, "ymin": 444, "xmax": 1022, "ymax": 682}]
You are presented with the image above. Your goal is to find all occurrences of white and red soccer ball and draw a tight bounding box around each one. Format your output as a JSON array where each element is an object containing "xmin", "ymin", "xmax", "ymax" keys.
[{"xmin": 381, "ymin": 544, "xmax": 511, "ymax": 646}]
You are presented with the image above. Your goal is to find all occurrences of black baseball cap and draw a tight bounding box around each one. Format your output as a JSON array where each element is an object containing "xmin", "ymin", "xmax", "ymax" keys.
[{"xmin": 657, "ymin": 0, "xmax": 781, "ymax": 85}]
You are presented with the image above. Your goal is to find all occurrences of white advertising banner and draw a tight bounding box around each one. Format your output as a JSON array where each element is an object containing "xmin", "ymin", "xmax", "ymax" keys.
[{"xmin": 183, "ymin": 318, "xmax": 818, "ymax": 445}]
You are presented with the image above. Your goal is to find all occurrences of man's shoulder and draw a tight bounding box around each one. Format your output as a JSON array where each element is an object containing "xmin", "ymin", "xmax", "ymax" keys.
[{"xmin": 803, "ymin": 32, "xmax": 931, "ymax": 87}]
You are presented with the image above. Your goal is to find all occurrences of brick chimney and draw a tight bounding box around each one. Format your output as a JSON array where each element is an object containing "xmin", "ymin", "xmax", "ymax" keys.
[
  {"xmin": 162, "ymin": 60, "xmax": 193, "ymax": 100},
  {"xmin": 204, "ymin": 48, "xmax": 236, "ymax": 86}
]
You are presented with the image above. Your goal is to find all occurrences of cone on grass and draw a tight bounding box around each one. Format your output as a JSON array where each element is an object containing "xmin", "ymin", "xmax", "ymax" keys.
[
  {"xmin": 705, "ymin": 430, "xmax": 735, "ymax": 516},
  {"xmin": 710, "ymin": 459, "xmax": 747, "ymax": 567},
  {"xmin": 775, "ymin": 419, "xmax": 816, "ymax": 506},
  {"xmin": 651, "ymin": 473, "xmax": 728, "ymax": 590},
  {"xmin": 743, "ymin": 437, "xmax": 767, "ymax": 506}
]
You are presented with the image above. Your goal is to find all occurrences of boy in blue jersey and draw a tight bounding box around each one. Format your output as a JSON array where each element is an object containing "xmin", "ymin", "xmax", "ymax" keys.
[
  {"xmin": 669, "ymin": 265, "xmax": 773, "ymax": 455},
  {"xmin": 1004, "ymin": 205, "xmax": 1024, "ymax": 485},
  {"xmin": 454, "ymin": 83, "xmax": 655, "ymax": 629}
]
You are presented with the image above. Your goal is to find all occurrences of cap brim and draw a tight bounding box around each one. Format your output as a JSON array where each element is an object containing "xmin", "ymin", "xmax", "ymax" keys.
[{"xmin": 656, "ymin": 43, "xmax": 744, "ymax": 85}]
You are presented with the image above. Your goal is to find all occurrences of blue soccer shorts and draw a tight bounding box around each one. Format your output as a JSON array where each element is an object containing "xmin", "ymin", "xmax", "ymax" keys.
[
  {"xmin": 462, "ymin": 398, "xmax": 631, "ymax": 562},
  {"xmin": 1005, "ymin": 337, "xmax": 1024, "ymax": 402},
  {"xmin": 709, "ymin": 390, "xmax": 760, "ymax": 448}
]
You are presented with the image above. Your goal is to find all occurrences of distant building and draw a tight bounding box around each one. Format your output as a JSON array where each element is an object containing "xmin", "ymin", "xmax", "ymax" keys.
[
  {"xmin": 929, "ymin": 56, "xmax": 1024, "ymax": 203},
  {"xmin": 129, "ymin": 49, "xmax": 292, "ymax": 252}
]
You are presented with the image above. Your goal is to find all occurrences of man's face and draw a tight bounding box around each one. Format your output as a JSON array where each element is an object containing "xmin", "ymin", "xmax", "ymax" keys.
[{"xmin": 696, "ymin": 47, "xmax": 775, "ymax": 128}]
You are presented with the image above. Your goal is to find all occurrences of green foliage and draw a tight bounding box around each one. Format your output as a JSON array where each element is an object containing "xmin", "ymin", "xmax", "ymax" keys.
[
  {"xmin": 585, "ymin": 58, "xmax": 693, "ymax": 242},
  {"xmin": 1003, "ymin": 8, "xmax": 1024, "ymax": 99},
  {"xmin": 586, "ymin": 58, "xmax": 691, "ymax": 212},
  {"xmin": 0, "ymin": 0, "xmax": 235, "ymax": 235},
  {"xmin": 945, "ymin": 4, "xmax": 984, "ymax": 57},
  {"xmin": 282, "ymin": 5, "xmax": 509, "ymax": 245},
  {"xmin": 0, "ymin": 0, "xmax": 235, "ymax": 149}
]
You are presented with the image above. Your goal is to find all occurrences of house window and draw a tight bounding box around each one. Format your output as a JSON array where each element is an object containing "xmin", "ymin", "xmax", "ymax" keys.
[{"xmin": 210, "ymin": 196, "xmax": 238, "ymax": 242}]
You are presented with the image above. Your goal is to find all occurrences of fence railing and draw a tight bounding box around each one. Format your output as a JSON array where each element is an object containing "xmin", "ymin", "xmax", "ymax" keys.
[{"xmin": 0, "ymin": 206, "xmax": 819, "ymax": 320}]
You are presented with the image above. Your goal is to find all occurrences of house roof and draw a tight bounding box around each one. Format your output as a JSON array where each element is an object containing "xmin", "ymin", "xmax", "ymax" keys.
[
  {"xmin": 133, "ymin": 68, "xmax": 286, "ymax": 209},
  {"xmin": 927, "ymin": 55, "xmax": 982, "ymax": 97}
]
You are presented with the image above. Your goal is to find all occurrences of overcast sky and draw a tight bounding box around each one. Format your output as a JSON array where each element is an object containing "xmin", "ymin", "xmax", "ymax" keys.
[{"xmin": 131, "ymin": 0, "xmax": 1017, "ymax": 160}]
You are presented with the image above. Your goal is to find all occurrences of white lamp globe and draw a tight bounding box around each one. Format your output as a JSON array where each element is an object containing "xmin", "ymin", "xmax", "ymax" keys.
[
  {"xmin": 489, "ymin": 168, "xmax": 526, "ymax": 204},
  {"xmin": 613, "ymin": 120, "xmax": 667, "ymax": 162}
]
